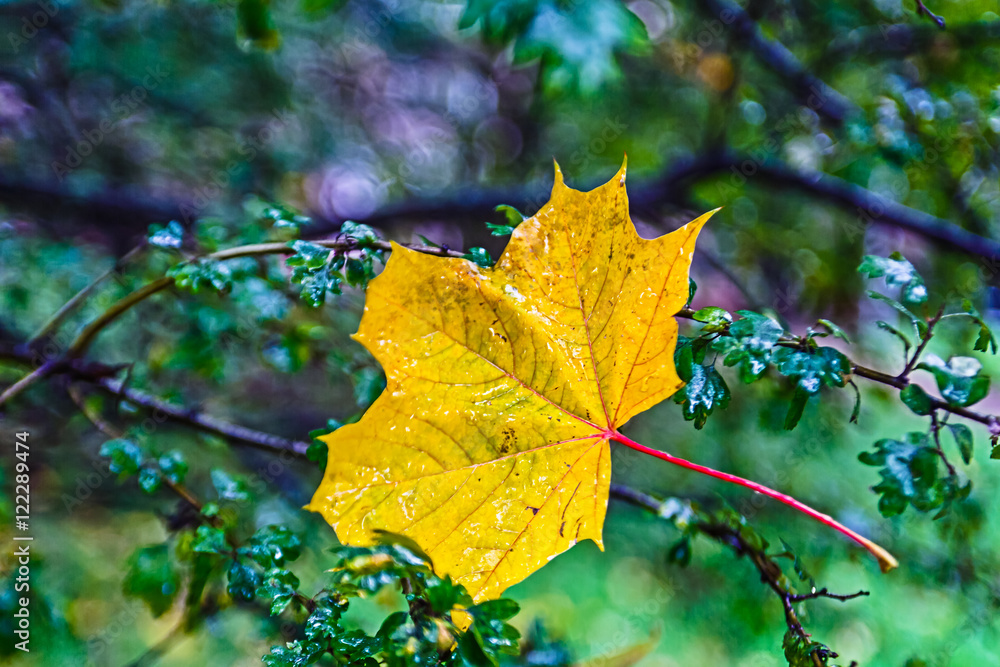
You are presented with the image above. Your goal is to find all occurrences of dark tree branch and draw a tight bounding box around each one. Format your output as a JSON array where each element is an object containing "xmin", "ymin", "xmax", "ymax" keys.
[
  {"xmin": 0, "ymin": 344, "xmax": 310, "ymax": 456},
  {"xmin": 655, "ymin": 153, "xmax": 1000, "ymax": 263},
  {"xmin": 5, "ymin": 150, "xmax": 998, "ymax": 267},
  {"xmin": 787, "ymin": 587, "xmax": 869, "ymax": 603},
  {"xmin": 701, "ymin": 0, "xmax": 859, "ymax": 124}
]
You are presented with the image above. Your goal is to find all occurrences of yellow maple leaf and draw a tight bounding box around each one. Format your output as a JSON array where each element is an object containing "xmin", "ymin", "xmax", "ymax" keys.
[{"xmin": 308, "ymin": 160, "xmax": 896, "ymax": 602}]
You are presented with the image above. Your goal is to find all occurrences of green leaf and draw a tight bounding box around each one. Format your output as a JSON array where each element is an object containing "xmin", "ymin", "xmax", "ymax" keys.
[
  {"xmin": 351, "ymin": 366, "xmax": 386, "ymax": 408},
  {"xmin": 286, "ymin": 240, "xmax": 341, "ymax": 307},
  {"xmin": 138, "ymin": 467, "xmax": 162, "ymax": 494},
  {"xmin": 487, "ymin": 205, "xmax": 525, "ymax": 236},
  {"xmin": 263, "ymin": 641, "xmax": 325, "ymax": 667},
  {"xmin": 666, "ymin": 536, "xmax": 692, "ymax": 567},
  {"xmin": 158, "ymin": 451, "xmax": 189, "ymax": 485},
  {"xmin": 486, "ymin": 223, "xmax": 518, "ymax": 236},
  {"xmin": 464, "ymin": 247, "xmax": 493, "ymax": 268},
  {"xmin": 900, "ymin": 384, "xmax": 933, "ymax": 416},
  {"xmin": 304, "ymin": 606, "xmax": 341, "ymax": 641},
  {"xmin": 148, "ymin": 220, "xmax": 184, "ymax": 250},
  {"xmin": 778, "ymin": 538, "xmax": 815, "ymax": 589},
  {"xmin": 246, "ymin": 525, "xmax": 302, "ymax": 568},
  {"xmin": 814, "ymin": 318, "xmax": 851, "ymax": 343},
  {"xmin": 512, "ymin": 0, "xmax": 649, "ymax": 93},
  {"xmin": 307, "ymin": 420, "xmax": 340, "ymax": 470},
  {"xmin": 259, "ymin": 567, "xmax": 301, "ymax": 616},
  {"xmin": 340, "ymin": 221, "xmax": 380, "ymax": 247},
  {"xmin": 100, "ymin": 439, "xmax": 143, "ymax": 476},
  {"xmin": 672, "ymin": 348, "xmax": 731, "ymax": 429},
  {"xmin": 859, "ymin": 253, "xmax": 927, "ymax": 304},
  {"xmin": 858, "ymin": 433, "xmax": 956, "ymax": 516},
  {"xmin": 772, "ymin": 346, "xmax": 851, "ymax": 393},
  {"xmin": 770, "ymin": 346, "xmax": 852, "ymax": 428},
  {"xmin": 211, "ymin": 468, "xmax": 252, "ymax": 502},
  {"xmin": 227, "ymin": 560, "xmax": 262, "ymax": 602},
  {"xmin": 168, "ymin": 259, "xmax": 234, "ymax": 295},
  {"xmin": 191, "ymin": 525, "xmax": 229, "ymax": 554},
  {"xmin": 123, "ymin": 544, "xmax": 180, "ymax": 617},
  {"xmin": 470, "ymin": 599, "xmax": 520, "ymax": 622},
  {"xmin": 783, "ymin": 387, "xmax": 810, "ymax": 430},
  {"xmin": 867, "ymin": 291, "xmax": 928, "ymax": 340},
  {"xmin": 917, "ymin": 355, "xmax": 991, "ymax": 407},
  {"xmin": 712, "ymin": 310, "xmax": 784, "ymax": 383},
  {"xmin": 961, "ymin": 299, "xmax": 998, "ymax": 354},
  {"xmin": 692, "ymin": 306, "xmax": 732, "ymax": 333},
  {"xmin": 425, "ymin": 574, "xmax": 474, "ymax": 615},
  {"xmin": 374, "ymin": 530, "xmax": 434, "ymax": 568},
  {"xmin": 946, "ymin": 423, "xmax": 974, "ymax": 465},
  {"xmin": 237, "ymin": 0, "xmax": 280, "ymax": 50},
  {"xmin": 687, "ymin": 278, "xmax": 697, "ymax": 306}
]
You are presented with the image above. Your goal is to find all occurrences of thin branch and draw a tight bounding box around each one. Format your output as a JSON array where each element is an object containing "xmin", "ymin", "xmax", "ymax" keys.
[
  {"xmin": 0, "ymin": 359, "xmax": 58, "ymax": 409},
  {"xmin": 30, "ymin": 243, "xmax": 145, "ymax": 343},
  {"xmin": 898, "ymin": 303, "xmax": 945, "ymax": 380},
  {"xmin": 322, "ymin": 153, "xmax": 1000, "ymax": 265},
  {"xmin": 930, "ymin": 411, "xmax": 959, "ymax": 478},
  {"xmin": 914, "ymin": 0, "xmax": 946, "ymax": 29},
  {"xmin": 95, "ymin": 376, "xmax": 311, "ymax": 456},
  {"xmin": 67, "ymin": 383, "xmax": 204, "ymax": 511},
  {"xmin": 0, "ymin": 344, "xmax": 310, "ymax": 456},
  {"xmin": 66, "ymin": 239, "xmax": 465, "ymax": 358},
  {"xmin": 121, "ymin": 620, "xmax": 188, "ymax": 667},
  {"xmin": 787, "ymin": 587, "xmax": 869, "ymax": 603},
  {"xmin": 67, "ymin": 276, "xmax": 175, "ymax": 357}
]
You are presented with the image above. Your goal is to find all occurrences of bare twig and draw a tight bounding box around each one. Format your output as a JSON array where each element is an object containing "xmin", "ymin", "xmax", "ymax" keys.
[
  {"xmin": 898, "ymin": 303, "xmax": 946, "ymax": 380},
  {"xmin": 915, "ymin": 0, "xmax": 946, "ymax": 29},
  {"xmin": 0, "ymin": 359, "xmax": 58, "ymax": 409},
  {"xmin": 930, "ymin": 411, "xmax": 959, "ymax": 478},
  {"xmin": 67, "ymin": 383, "xmax": 204, "ymax": 510},
  {"xmin": 30, "ymin": 243, "xmax": 145, "ymax": 343},
  {"xmin": 787, "ymin": 587, "xmax": 869, "ymax": 603},
  {"xmin": 0, "ymin": 344, "xmax": 310, "ymax": 456}
]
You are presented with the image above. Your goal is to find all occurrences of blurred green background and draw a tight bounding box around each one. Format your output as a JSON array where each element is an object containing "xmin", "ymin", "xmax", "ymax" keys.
[{"xmin": 1, "ymin": 0, "xmax": 1000, "ymax": 665}]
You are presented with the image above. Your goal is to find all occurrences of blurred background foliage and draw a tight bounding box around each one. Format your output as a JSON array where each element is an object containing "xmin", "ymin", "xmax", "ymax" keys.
[{"xmin": 1, "ymin": 0, "xmax": 1000, "ymax": 665}]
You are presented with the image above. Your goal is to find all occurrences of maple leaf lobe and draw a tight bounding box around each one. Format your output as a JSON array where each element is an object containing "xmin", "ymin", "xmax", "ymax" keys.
[{"xmin": 309, "ymin": 162, "xmax": 713, "ymax": 600}]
